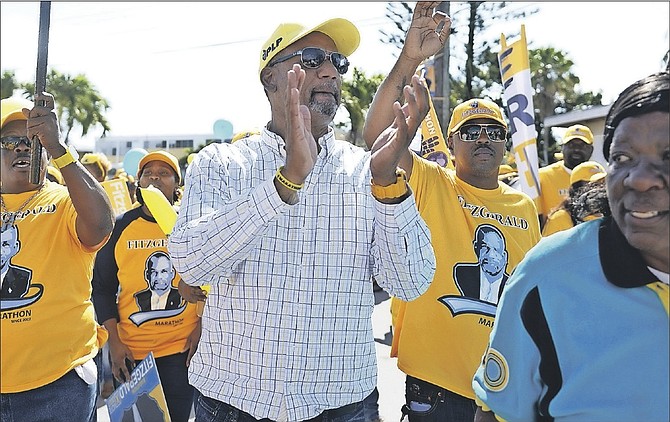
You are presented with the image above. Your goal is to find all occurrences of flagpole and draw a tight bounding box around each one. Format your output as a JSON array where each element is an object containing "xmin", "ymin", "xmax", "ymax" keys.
[{"xmin": 29, "ymin": 1, "xmax": 51, "ymax": 185}]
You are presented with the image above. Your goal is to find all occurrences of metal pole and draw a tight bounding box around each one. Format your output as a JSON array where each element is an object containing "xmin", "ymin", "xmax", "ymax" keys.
[{"xmin": 29, "ymin": 1, "xmax": 51, "ymax": 185}]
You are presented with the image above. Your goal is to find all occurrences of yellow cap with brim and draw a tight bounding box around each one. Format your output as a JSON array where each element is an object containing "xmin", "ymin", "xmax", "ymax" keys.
[
  {"xmin": 1, "ymin": 97, "xmax": 33, "ymax": 129},
  {"xmin": 81, "ymin": 152, "xmax": 112, "ymax": 175},
  {"xmin": 258, "ymin": 18, "xmax": 360, "ymax": 76},
  {"xmin": 137, "ymin": 151, "xmax": 181, "ymax": 184},
  {"xmin": 570, "ymin": 160, "xmax": 606, "ymax": 186},
  {"xmin": 561, "ymin": 124, "xmax": 594, "ymax": 145},
  {"xmin": 46, "ymin": 165, "xmax": 64, "ymax": 185},
  {"xmin": 447, "ymin": 98, "xmax": 507, "ymax": 136}
]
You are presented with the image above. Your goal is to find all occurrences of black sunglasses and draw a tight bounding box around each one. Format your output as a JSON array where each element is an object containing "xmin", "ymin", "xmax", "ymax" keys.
[
  {"xmin": 0, "ymin": 136, "xmax": 32, "ymax": 150},
  {"xmin": 458, "ymin": 124, "xmax": 507, "ymax": 142},
  {"xmin": 269, "ymin": 47, "xmax": 350, "ymax": 75}
]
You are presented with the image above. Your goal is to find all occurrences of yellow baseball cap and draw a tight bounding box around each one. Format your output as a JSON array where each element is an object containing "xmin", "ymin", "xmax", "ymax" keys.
[
  {"xmin": 137, "ymin": 151, "xmax": 181, "ymax": 184},
  {"xmin": 447, "ymin": 98, "xmax": 507, "ymax": 136},
  {"xmin": 570, "ymin": 161, "xmax": 606, "ymax": 186},
  {"xmin": 1, "ymin": 97, "xmax": 33, "ymax": 129},
  {"xmin": 258, "ymin": 18, "xmax": 360, "ymax": 75},
  {"xmin": 81, "ymin": 152, "xmax": 112, "ymax": 175},
  {"xmin": 561, "ymin": 124, "xmax": 594, "ymax": 145}
]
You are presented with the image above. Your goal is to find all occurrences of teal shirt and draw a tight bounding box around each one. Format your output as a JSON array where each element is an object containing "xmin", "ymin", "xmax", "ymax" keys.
[{"xmin": 473, "ymin": 218, "xmax": 669, "ymax": 421}]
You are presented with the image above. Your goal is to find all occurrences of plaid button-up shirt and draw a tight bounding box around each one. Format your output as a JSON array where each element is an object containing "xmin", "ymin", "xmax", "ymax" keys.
[{"xmin": 169, "ymin": 128, "xmax": 435, "ymax": 421}]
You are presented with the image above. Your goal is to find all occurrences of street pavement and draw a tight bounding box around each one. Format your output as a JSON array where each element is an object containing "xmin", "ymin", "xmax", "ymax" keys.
[
  {"xmin": 372, "ymin": 291, "xmax": 405, "ymax": 422},
  {"xmin": 97, "ymin": 291, "xmax": 405, "ymax": 422}
]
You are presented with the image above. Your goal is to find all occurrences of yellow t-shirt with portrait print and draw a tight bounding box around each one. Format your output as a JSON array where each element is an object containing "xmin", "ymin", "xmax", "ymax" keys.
[
  {"xmin": 91, "ymin": 206, "xmax": 199, "ymax": 360},
  {"xmin": 390, "ymin": 154, "xmax": 541, "ymax": 400},
  {"xmin": 1, "ymin": 181, "xmax": 107, "ymax": 393}
]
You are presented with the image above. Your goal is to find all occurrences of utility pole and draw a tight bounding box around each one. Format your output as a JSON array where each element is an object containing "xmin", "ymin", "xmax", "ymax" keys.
[
  {"xmin": 433, "ymin": 2, "xmax": 451, "ymax": 138},
  {"xmin": 440, "ymin": 2, "xmax": 450, "ymax": 138}
]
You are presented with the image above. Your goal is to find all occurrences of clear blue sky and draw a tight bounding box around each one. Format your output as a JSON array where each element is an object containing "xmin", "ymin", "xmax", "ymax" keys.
[{"xmin": 2, "ymin": 2, "xmax": 668, "ymax": 148}]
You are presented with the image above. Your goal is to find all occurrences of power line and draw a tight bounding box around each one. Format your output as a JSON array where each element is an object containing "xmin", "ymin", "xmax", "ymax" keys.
[{"xmin": 153, "ymin": 37, "xmax": 262, "ymax": 54}]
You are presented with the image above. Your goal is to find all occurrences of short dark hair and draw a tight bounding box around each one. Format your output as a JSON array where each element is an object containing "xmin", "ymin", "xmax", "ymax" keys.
[{"xmin": 603, "ymin": 71, "xmax": 669, "ymax": 160}]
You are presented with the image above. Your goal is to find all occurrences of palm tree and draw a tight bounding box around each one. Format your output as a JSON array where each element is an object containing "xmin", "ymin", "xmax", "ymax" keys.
[
  {"xmin": 22, "ymin": 69, "xmax": 111, "ymax": 144},
  {"xmin": 529, "ymin": 47, "xmax": 581, "ymax": 120}
]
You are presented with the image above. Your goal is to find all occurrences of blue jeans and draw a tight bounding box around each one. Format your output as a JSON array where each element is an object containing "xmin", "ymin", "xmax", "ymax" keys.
[
  {"xmin": 0, "ymin": 367, "xmax": 97, "ymax": 422},
  {"xmin": 362, "ymin": 387, "xmax": 381, "ymax": 422},
  {"xmin": 401, "ymin": 376, "xmax": 476, "ymax": 422},
  {"xmin": 194, "ymin": 391, "xmax": 366, "ymax": 422}
]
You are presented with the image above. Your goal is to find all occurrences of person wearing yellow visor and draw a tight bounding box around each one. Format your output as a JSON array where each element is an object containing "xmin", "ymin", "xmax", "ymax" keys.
[{"xmin": 80, "ymin": 152, "xmax": 112, "ymax": 183}]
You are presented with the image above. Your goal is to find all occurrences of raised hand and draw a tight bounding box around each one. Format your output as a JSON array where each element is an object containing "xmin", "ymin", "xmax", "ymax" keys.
[
  {"xmin": 23, "ymin": 92, "xmax": 62, "ymax": 156},
  {"xmin": 402, "ymin": 1, "xmax": 452, "ymax": 62},
  {"xmin": 282, "ymin": 64, "xmax": 318, "ymax": 185},
  {"xmin": 370, "ymin": 74, "xmax": 430, "ymax": 185}
]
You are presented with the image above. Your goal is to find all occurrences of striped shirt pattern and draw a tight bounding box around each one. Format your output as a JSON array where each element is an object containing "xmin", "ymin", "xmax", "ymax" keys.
[{"xmin": 168, "ymin": 128, "xmax": 435, "ymax": 421}]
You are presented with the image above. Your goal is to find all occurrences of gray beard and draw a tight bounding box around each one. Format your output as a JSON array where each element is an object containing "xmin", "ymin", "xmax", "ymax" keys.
[{"xmin": 309, "ymin": 98, "xmax": 338, "ymax": 119}]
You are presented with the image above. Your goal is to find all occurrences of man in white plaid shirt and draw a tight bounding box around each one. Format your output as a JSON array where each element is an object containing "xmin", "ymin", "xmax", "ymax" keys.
[{"xmin": 168, "ymin": 11, "xmax": 439, "ymax": 422}]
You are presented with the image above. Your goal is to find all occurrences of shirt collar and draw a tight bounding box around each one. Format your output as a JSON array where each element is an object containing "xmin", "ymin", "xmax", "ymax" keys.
[
  {"xmin": 260, "ymin": 126, "xmax": 335, "ymax": 156},
  {"xmin": 598, "ymin": 216, "xmax": 657, "ymax": 287}
]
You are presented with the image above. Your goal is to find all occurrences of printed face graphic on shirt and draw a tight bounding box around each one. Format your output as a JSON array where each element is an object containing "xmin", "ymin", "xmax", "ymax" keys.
[
  {"xmin": 1, "ymin": 224, "xmax": 20, "ymax": 271},
  {"xmin": 439, "ymin": 224, "xmax": 510, "ymax": 317},
  {"xmin": 146, "ymin": 252, "xmax": 175, "ymax": 295},
  {"xmin": 476, "ymin": 228, "xmax": 507, "ymax": 278},
  {"xmin": 0, "ymin": 224, "xmax": 42, "ymax": 309},
  {"xmin": 130, "ymin": 250, "xmax": 186, "ymax": 325}
]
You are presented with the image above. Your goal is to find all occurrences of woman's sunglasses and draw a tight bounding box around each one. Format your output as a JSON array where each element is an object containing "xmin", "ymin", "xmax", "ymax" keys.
[
  {"xmin": 269, "ymin": 47, "xmax": 350, "ymax": 75},
  {"xmin": 458, "ymin": 124, "xmax": 507, "ymax": 142},
  {"xmin": 0, "ymin": 136, "xmax": 32, "ymax": 150}
]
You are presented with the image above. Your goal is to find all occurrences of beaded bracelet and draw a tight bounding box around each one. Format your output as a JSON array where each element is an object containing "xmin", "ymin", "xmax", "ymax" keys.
[{"xmin": 275, "ymin": 166, "xmax": 304, "ymax": 191}]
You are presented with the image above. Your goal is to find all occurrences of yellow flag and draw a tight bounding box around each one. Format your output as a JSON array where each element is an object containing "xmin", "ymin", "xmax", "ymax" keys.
[
  {"xmin": 101, "ymin": 179, "xmax": 132, "ymax": 217},
  {"xmin": 417, "ymin": 65, "xmax": 454, "ymax": 169},
  {"xmin": 499, "ymin": 25, "xmax": 540, "ymax": 199},
  {"xmin": 139, "ymin": 185, "xmax": 177, "ymax": 236}
]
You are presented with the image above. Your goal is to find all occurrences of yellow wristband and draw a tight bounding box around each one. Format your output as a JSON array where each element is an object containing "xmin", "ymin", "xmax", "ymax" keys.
[
  {"xmin": 371, "ymin": 168, "xmax": 408, "ymax": 199},
  {"xmin": 275, "ymin": 166, "xmax": 304, "ymax": 191},
  {"xmin": 52, "ymin": 145, "xmax": 79, "ymax": 169}
]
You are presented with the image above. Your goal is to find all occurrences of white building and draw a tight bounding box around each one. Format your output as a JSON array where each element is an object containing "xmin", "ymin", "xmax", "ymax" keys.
[{"xmin": 94, "ymin": 133, "xmax": 225, "ymax": 166}]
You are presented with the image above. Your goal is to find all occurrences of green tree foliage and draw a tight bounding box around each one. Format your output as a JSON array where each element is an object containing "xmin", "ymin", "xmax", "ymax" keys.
[
  {"xmin": 338, "ymin": 67, "xmax": 385, "ymax": 146},
  {"xmin": 21, "ymin": 70, "xmax": 111, "ymax": 144},
  {"xmin": 381, "ymin": 2, "xmax": 604, "ymax": 164},
  {"xmin": 1, "ymin": 70, "xmax": 21, "ymax": 99},
  {"xmin": 379, "ymin": 2, "xmax": 415, "ymax": 57},
  {"xmin": 381, "ymin": 2, "xmax": 536, "ymax": 100},
  {"xmin": 457, "ymin": 2, "xmax": 538, "ymax": 99},
  {"xmin": 528, "ymin": 48, "xmax": 603, "ymax": 162},
  {"xmin": 2, "ymin": 69, "xmax": 111, "ymax": 145}
]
